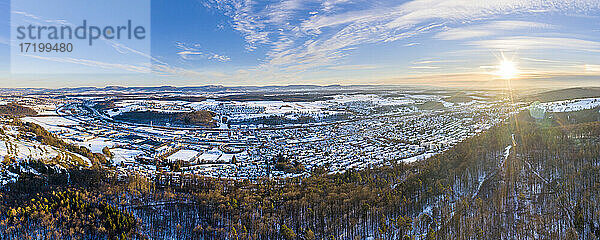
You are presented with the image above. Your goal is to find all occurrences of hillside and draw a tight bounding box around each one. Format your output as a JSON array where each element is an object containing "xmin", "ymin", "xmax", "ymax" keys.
[
  {"xmin": 521, "ymin": 87, "xmax": 600, "ymax": 102},
  {"xmin": 113, "ymin": 110, "xmax": 217, "ymax": 127},
  {"xmin": 0, "ymin": 103, "xmax": 37, "ymax": 117}
]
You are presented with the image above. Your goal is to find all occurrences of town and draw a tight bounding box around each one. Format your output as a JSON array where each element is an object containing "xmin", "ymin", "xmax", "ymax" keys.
[{"xmin": 0, "ymin": 87, "xmax": 519, "ymax": 183}]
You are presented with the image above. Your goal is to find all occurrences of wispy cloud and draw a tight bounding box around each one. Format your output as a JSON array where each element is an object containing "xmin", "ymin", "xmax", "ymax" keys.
[
  {"xmin": 24, "ymin": 55, "xmax": 151, "ymax": 73},
  {"xmin": 404, "ymin": 43, "xmax": 421, "ymax": 47},
  {"xmin": 208, "ymin": 53, "xmax": 231, "ymax": 62},
  {"xmin": 326, "ymin": 64, "xmax": 378, "ymax": 70},
  {"xmin": 10, "ymin": 11, "xmax": 157, "ymax": 72},
  {"xmin": 468, "ymin": 36, "xmax": 600, "ymax": 52},
  {"xmin": 204, "ymin": 0, "xmax": 599, "ymax": 73},
  {"xmin": 520, "ymin": 57, "xmax": 566, "ymax": 63},
  {"xmin": 381, "ymin": 67, "xmax": 600, "ymax": 88},
  {"xmin": 435, "ymin": 20, "xmax": 553, "ymax": 40},
  {"xmin": 411, "ymin": 66, "xmax": 440, "ymax": 69},
  {"xmin": 413, "ymin": 59, "xmax": 461, "ymax": 65},
  {"xmin": 21, "ymin": 42, "xmax": 199, "ymax": 77},
  {"xmin": 175, "ymin": 42, "xmax": 231, "ymax": 62},
  {"xmin": 12, "ymin": 11, "xmax": 70, "ymax": 26},
  {"xmin": 10, "ymin": 17, "xmax": 226, "ymax": 79},
  {"xmin": 585, "ymin": 64, "xmax": 600, "ymax": 72},
  {"xmin": 202, "ymin": 0, "xmax": 270, "ymax": 51},
  {"xmin": 410, "ymin": 59, "xmax": 463, "ymax": 72}
]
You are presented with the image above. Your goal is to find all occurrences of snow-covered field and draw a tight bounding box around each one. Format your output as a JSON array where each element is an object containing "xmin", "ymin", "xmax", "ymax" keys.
[
  {"xmin": 75, "ymin": 137, "xmax": 118, "ymax": 153},
  {"xmin": 21, "ymin": 116, "xmax": 79, "ymax": 133},
  {"xmin": 167, "ymin": 149, "xmax": 200, "ymax": 162},
  {"xmin": 111, "ymin": 148, "xmax": 144, "ymax": 165},
  {"xmin": 401, "ymin": 152, "xmax": 437, "ymax": 163},
  {"xmin": 22, "ymin": 116, "xmax": 79, "ymax": 126},
  {"xmin": 0, "ymin": 132, "xmax": 88, "ymax": 186},
  {"xmin": 0, "ymin": 139, "xmax": 60, "ymax": 162},
  {"xmin": 539, "ymin": 97, "xmax": 600, "ymax": 112},
  {"xmin": 331, "ymin": 94, "xmax": 415, "ymax": 106},
  {"xmin": 197, "ymin": 148, "xmax": 225, "ymax": 162}
]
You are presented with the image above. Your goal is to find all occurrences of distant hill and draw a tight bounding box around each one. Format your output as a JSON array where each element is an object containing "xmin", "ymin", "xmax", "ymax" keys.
[
  {"xmin": 0, "ymin": 103, "xmax": 37, "ymax": 117},
  {"xmin": 444, "ymin": 93, "xmax": 473, "ymax": 103},
  {"xmin": 113, "ymin": 110, "xmax": 217, "ymax": 127},
  {"xmin": 521, "ymin": 87, "xmax": 600, "ymax": 103},
  {"xmin": 417, "ymin": 101, "xmax": 445, "ymax": 110}
]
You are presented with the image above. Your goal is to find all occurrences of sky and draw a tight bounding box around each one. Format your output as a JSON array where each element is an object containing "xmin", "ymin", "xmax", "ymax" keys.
[{"xmin": 0, "ymin": 0, "xmax": 600, "ymax": 89}]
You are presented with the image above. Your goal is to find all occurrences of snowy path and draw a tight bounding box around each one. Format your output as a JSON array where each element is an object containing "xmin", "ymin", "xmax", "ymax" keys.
[{"xmin": 472, "ymin": 144, "xmax": 512, "ymax": 200}]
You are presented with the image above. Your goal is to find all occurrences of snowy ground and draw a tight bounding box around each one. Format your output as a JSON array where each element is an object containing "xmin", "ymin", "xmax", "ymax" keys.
[
  {"xmin": 75, "ymin": 137, "xmax": 118, "ymax": 153},
  {"xmin": 401, "ymin": 152, "xmax": 437, "ymax": 163},
  {"xmin": 167, "ymin": 149, "xmax": 200, "ymax": 162},
  {"xmin": 0, "ymin": 139, "xmax": 60, "ymax": 162},
  {"xmin": 197, "ymin": 148, "xmax": 224, "ymax": 162},
  {"xmin": 539, "ymin": 97, "xmax": 600, "ymax": 112},
  {"xmin": 0, "ymin": 131, "xmax": 89, "ymax": 186},
  {"xmin": 21, "ymin": 116, "xmax": 79, "ymax": 133},
  {"xmin": 332, "ymin": 94, "xmax": 415, "ymax": 106},
  {"xmin": 111, "ymin": 148, "xmax": 145, "ymax": 166}
]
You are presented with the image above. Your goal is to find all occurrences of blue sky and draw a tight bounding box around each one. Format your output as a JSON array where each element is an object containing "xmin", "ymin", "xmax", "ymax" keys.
[{"xmin": 1, "ymin": 0, "xmax": 600, "ymax": 88}]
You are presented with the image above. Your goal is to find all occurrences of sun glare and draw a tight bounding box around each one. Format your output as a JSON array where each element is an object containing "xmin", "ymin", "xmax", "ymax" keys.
[{"xmin": 496, "ymin": 60, "xmax": 519, "ymax": 80}]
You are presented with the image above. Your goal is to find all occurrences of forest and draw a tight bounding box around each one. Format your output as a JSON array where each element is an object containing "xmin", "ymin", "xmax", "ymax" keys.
[
  {"xmin": 0, "ymin": 104, "xmax": 37, "ymax": 117},
  {"xmin": 113, "ymin": 110, "xmax": 217, "ymax": 128},
  {"xmin": 1, "ymin": 108, "xmax": 600, "ymax": 239}
]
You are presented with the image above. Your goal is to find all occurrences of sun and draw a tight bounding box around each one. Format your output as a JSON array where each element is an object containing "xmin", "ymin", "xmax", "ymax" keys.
[{"xmin": 496, "ymin": 60, "xmax": 519, "ymax": 80}]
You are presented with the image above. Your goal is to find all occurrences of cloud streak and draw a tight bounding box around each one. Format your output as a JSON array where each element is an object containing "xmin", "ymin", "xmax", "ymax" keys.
[
  {"xmin": 175, "ymin": 42, "xmax": 231, "ymax": 62},
  {"xmin": 435, "ymin": 21, "xmax": 553, "ymax": 40},
  {"xmin": 24, "ymin": 55, "xmax": 151, "ymax": 73},
  {"xmin": 467, "ymin": 36, "xmax": 600, "ymax": 52},
  {"xmin": 326, "ymin": 64, "xmax": 378, "ymax": 70}
]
